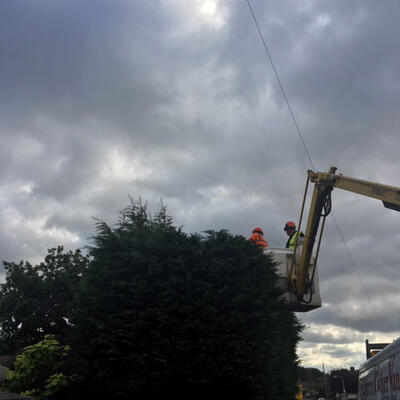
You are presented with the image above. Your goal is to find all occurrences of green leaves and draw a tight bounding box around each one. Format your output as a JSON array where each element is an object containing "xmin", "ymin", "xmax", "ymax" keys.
[
  {"xmin": 2, "ymin": 335, "xmax": 71, "ymax": 399},
  {"xmin": 0, "ymin": 247, "xmax": 89, "ymax": 353}
]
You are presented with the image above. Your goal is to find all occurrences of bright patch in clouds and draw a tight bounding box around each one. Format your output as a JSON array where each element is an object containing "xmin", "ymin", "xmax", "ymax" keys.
[
  {"xmin": 196, "ymin": 0, "xmax": 225, "ymax": 27},
  {"xmin": 101, "ymin": 149, "xmax": 153, "ymax": 182},
  {"xmin": 307, "ymin": 14, "xmax": 331, "ymax": 33},
  {"xmin": 26, "ymin": 217, "xmax": 80, "ymax": 244},
  {"xmin": 164, "ymin": 0, "xmax": 226, "ymax": 31},
  {"xmin": 18, "ymin": 183, "xmax": 35, "ymax": 195},
  {"xmin": 194, "ymin": 0, "xmax": 226, "ymax": 28}
]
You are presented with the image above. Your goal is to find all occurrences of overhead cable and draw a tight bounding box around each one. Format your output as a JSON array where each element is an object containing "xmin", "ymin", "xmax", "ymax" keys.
[
  {"xmin": 245, "ymin": 0, "xmax": 315, "ymax": 170},
  {"xmin": 245, "ymin": 0, "xmax": 377, "ymax": 314}
]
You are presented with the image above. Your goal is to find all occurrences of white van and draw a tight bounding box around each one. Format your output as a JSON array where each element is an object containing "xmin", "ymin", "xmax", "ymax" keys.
[{"xmin": 359, "ymin": 337, "xmax": 400, "ymax": 400}]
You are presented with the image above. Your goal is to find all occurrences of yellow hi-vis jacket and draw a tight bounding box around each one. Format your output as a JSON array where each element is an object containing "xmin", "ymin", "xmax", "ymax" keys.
[{"xmin": 286, "ymin": 231, "xmax": 304, "ymax": 249}]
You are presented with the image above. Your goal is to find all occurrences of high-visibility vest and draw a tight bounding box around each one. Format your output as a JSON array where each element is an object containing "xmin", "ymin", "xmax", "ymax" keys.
[
  {"xmin": 295, "ymin": 383, "xmax": 303, "ymax": 400},
  {"xmin": 250, "ymin": 233, "xmax": 269, "ymax": 249},
  {"xmin": 295, "ymin": 393, "xmax": 303, "ymax": 400},
  {"xmin": 286, "ymin": 231, "xmax": 304, "ymax": 249}
]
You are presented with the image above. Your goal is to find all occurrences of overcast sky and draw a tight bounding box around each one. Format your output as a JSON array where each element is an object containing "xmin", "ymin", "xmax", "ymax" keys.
[{"xmin": 1, "ymin": 0, "xmax": 400, "ymax": 371}]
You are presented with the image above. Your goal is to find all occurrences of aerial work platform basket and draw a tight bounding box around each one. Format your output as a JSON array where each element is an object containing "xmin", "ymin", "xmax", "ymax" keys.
[{"xmin": 264, "ymin": 248, "xmax": 321, "ymax": 312}]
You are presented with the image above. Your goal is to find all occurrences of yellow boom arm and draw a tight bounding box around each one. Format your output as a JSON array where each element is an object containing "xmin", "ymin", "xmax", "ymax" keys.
[{"xmin": 295, "ymin": 166, "xmax": 400, "ymax": 298}]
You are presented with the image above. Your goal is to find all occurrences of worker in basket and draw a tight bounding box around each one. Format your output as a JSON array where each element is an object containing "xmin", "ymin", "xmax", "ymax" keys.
[
  {"xmin": 249, "ymin": 227, "xmax": 269, "ymax": 249},
  {"xmin": 284, "ymin": 221, "xmax": 304, "ymax": 249}
]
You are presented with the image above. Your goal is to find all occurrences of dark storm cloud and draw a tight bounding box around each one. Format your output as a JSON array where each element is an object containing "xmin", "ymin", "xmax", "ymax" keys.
[{"xmin": 0, "ymin": 0, "xmax": 212, "ymax": 147}]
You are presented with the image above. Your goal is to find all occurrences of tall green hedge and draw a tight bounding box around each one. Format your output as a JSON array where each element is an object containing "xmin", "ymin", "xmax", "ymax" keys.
[{"xmin": 69, "ymin": 200, "xmax": 303, "ymax": 399}]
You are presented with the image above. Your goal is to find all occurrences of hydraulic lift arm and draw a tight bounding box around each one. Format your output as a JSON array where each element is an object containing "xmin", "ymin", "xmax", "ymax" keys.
[{"xmin": 295, "ymin": 166, "xmax": 400, "ymax": 299}]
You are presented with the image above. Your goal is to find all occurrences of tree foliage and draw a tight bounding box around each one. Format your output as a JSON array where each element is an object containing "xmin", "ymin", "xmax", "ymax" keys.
[
  {"xmin": 298, "ymin": 366, "xmax": 327, "ymax": 398},
  {"xmin": 69, "ymin": 199, "xmax": 303, "ymax": 399},
  {"xmin": 2, "ymin": 335, "xmax": 71, "ymax": 400},
  {"xmin": 0, "ymin": 199, "xmax": 303, "ymax": 399},
  {"xmin": 0, "ymin": 247, "xmax": 89, "ymax": 353}
]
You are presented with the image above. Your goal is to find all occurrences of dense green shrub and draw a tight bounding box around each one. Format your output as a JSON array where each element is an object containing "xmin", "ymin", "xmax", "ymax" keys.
[
  {"xmin": 0, "ymin": 199, "xmax": 303, "ymax": 399},
  {"xmin": 70, "ymin": 200, "xmax": 303, "ymax": 399},
  {"xmin": 2, "ymin": 335, "xmax": 71, "ymax": 399}
]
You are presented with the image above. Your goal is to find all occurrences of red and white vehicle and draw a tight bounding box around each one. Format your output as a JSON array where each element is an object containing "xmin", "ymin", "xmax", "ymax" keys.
[{"xmin": 359, "ymin": 338, "xmax": 400, "ymax": 400}]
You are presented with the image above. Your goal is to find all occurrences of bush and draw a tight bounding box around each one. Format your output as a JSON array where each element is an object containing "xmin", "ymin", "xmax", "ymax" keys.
[
  {"xmin": 2, "ymin": 335, "xmax": 71, "ymax": 399},
  {"xmin": 69, "ymin": 200, "xmax": 303, "ymax": 399}
]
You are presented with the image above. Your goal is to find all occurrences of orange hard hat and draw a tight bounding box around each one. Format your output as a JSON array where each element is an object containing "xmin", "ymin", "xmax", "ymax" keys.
[
  {"xmin": 253, "ymin": 227, "xmax": 263, "ymax": 234},
  {"xmin": 284, "ymin": 221, "xmax": 296, "ymax": 231}
]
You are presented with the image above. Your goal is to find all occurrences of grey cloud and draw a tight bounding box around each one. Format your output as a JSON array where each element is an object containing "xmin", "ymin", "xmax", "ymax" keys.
[
  {"xmin": 301, "ymin": 299, "xmax": 400, "ymax": 333},
  {"xmin": 302, "ymin": 329, "xmax": 364, "ymax": 345},
  {"xmin": 319, "ymin": 345, "xmax": 359, "ymax": 360}
]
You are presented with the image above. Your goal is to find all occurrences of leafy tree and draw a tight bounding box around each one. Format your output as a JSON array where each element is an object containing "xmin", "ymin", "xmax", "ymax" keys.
[
  {"xmin": 1, "ymin": 334, "xmax": 71, "ymax": 400},
  {"xmin": 0, "ymin": 247, "xmax": 89, "ymax": 353},
  {"xmin": 298, "ymin": 366, "xmax": 327, "ymax": 397},
  {"xmin": 70, "ymin": 199, "xmax": 303, "ymax": 399}
]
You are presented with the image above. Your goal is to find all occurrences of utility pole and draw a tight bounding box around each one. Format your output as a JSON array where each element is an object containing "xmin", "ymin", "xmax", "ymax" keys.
[{"xmin": 322, "ymin": 363, "xmax": 328, "ymax": 399}]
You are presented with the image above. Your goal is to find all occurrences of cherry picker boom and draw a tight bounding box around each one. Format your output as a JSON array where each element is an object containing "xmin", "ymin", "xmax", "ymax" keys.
[{"xmin": 267, "ymin": 166, "xmax": 400, "ymax": 312}]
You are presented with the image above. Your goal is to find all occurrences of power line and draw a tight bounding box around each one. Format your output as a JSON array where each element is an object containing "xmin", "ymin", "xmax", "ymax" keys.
[
  {"xmin": 245, "ymin": 0, "xmax": 377, "ymax": 314},
  {"xmin": 245, "ymin": 0, "xmax": 315, "ymax": 171},
  {"xmin": 331, "ymin": 213, "xmax": 378, "ymax": 310}
]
